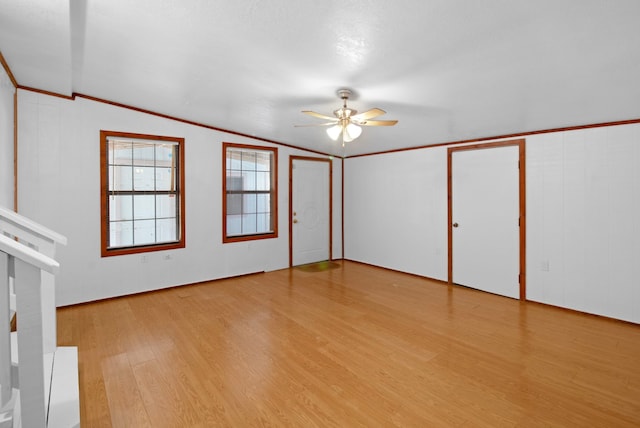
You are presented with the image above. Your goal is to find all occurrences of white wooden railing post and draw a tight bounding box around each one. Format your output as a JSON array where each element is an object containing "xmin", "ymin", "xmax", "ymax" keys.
[
  {"xmin": 0, "ymin": 208, "xmax": 79, "ymax": 428},
  {"xmin": 0, "ymin": 234, "xmax": 60, "ymax": 428},
  {"xmin": 14, "ymin": 258, "xmax": 47, "ymax": 428},
  {"xmin": 0, "ymin": 251, "xmax": 14, "ymax": 407}
]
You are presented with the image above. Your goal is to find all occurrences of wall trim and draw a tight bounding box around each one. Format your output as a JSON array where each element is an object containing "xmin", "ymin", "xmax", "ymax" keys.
[
  {"xmin": 57, "ymin": 270, "xmax": 267, "ymax": 308},
  {"xmin": 12, "ymin": 83, "xmax": 640, "ymax": 161},
  {"xmin": 15, "ymin": 86, "xmax": 335, "ymax": 158},
  {"xmin": 341, "ymin": 158, "xmax": 345, "ymax": 260},
  {"xmin": 347, "ymin": 118, "xmax": 640, "ymax": 159},
  {"xmin": 0, "ymin": 51, "xmax": 18, "ymax": 88},
  {"xmin": 341, "ymin": 258, "xmax": 449, "ymax": 285},
  {"xmin": 13, "ymin": 91, "xmax": 18, "ymax": 211},
  {"xmin": 1, "ymin": 50, "xmax": 19, "ymax": 211},
  {"xmin": 525, "ymin": 300, "xmax": 639, "ymax": 327},
  {"xmin": 17, "ymin": 85, "xmax": 74, "ymax": 100}
]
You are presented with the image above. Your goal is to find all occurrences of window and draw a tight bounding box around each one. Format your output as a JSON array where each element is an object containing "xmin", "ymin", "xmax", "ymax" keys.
[
  {"xmin": 223, "ymin": 142, "xmax": 277, "ymax": 242},
  {"xmin": 100, "ymin": 131, "xmax": 185, "ymax": 256}
]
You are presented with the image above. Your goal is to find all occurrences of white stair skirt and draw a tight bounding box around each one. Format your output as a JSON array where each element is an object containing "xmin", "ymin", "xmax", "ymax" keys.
[
  {"xmin": 10, "ymin": 333, "xmax": 80, "ymax": 428},
  {"xmin": 48, "ymin": 347, "xmax": 80, "ymax": 428}
]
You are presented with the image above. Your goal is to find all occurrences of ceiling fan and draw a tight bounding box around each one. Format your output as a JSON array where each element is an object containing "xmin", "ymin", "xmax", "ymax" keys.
[{"xmin": 297, "ymin": 89, "xmax": 398, "ymax": 145}]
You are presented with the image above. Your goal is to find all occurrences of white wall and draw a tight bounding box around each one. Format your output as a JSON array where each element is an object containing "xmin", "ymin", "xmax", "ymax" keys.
[
  {"xmin": 345, "ymin": 123, "xmax": 640, "ymax": 324},
  {"xmin": 344, "ymin": 149, "xmax": 448, "ymax": 279},
  {"xmin": 0, "ymin": 66, "xmax": 14, "ymax": 209},
  {"xmin": 526, "ymin": 125, "xmax": 640, "ymax": 323},
  {"xmin": 17, "ymin": 90, "xmax": 342, "ymax": 305}
]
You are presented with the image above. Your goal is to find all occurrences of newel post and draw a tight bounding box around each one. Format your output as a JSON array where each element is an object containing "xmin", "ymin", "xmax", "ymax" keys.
[
  {"xmin": 0, "ymin": 251, "xmax": 13, "ymax": 408},
  {"xmin": 14, "ymin": 258, "xmax": 47, "ymax": 428}
]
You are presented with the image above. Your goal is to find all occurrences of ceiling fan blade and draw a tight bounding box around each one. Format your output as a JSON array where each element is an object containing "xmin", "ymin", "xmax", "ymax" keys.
[
  {"xmin": 360, "ymin": 119, "xmax": 398, "ymax": 126},
  {"xmin": 294, "ymin": 122, "xmax": 338, "ymax": 127},
  {"xmin": 302, "ymin": 110, "xmax": 337, "ymax": 121},
  {"xmin": 351, "ymin": 108, "xmax": 386, "ymax": 121}
]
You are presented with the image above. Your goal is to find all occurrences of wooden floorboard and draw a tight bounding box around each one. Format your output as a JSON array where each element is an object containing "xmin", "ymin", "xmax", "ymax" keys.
[{"xmin": 56, "ymin": 260, "xmax": 640, "ymax": 427}]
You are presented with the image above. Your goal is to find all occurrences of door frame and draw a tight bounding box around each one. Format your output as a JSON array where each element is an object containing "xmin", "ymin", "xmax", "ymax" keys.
[
  {"xmin": 447, "ymin": 139, "xmax": 526, "ymax": 300},
  {"xmin": 289, "ymin": 156, "xmax": 333, "ymax": 267}
]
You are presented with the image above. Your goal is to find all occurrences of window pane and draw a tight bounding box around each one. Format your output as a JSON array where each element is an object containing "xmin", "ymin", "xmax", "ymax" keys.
[
  {"xmin": 110, "ymin": 221, "xmax": 133, "ymax": 247},
  {"xmin": 227, "ymin": 172, "xmax": 243, "ymax": 191},
  {"xmin": 109, "ymin": 165, "xmax": 133, "ymax": 191},
  {"xmin": 155, "ymin": 167, "xmax": 174, "ymax": 191},
  {"xmin": 156, "ymin": 218, "xmax": 177, "ymax": 242},
  {"xmin": 227, "ymin": 194, "xmax": 242, "ymax": 216},
  {"xmin": 256, "ymin": 213, "xmax": 272, "ymax": 233},
  {"xmin": 133, "ymin": 195, "xmax": 155, "ymax": 219},
  {"xmin": 242, "ymin": 214, "xmax": 257, "ymax": 234},
  {"xmin": 243, "ymin": 194, "xmax": 257, "ymax": 214},
  {"xmin": 134, "ymin": 219, "xmax": 156, "ymax": 245},
  {"xmin": 110, "ymin": 141, "xmax": 133, "ymax": 165},
  {"xmin": 255, "ymin": 171, "xmax": 271, "ymax": 191},
  {"xmin": 156, "ymin": 144, "xmax": 175, "ymax": 166},
  {"xmin": 227, "ymin": 215, "xmax": 242, "ymax": 236},
  {"xmin": 255, "ymin": 151, "xmax": 270, "ymax": 171},
  {"xmin": 256, "ymin": 194, "xmax": 270, "ymax": 212},
  {"xmin": 227, "ymin": 150, "xmax": 242, "ymax": 170},
  {"xmin": 109, "ymin": 195, "xmax": 133, "ymax": 221},
  {"xmin": 156, "ymin": 195, "xmax": 176, "ymax": 218},
  {"xmin": 243, "ymin": 171, "xmax": 256, "ymax": 190},
  {"xmin": 241, "ymin": 151, "xmax": 256, "ymax": 169},
  {"xmin": 132, "ymin": 145, "xmax": 155, "ymax": 166},
  {"xmin": 133, "ymin": 167, "xmax": 155, "ymax": 190}
]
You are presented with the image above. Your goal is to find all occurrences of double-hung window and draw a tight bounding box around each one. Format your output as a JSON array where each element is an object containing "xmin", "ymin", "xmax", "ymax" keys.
[
  {"xmin": 223, "ymin": 142, "xmax": 277, "ymax": 242},
  {"xmin": 100, "ymin": 131, "xmax": 185, "ymax": 256}
]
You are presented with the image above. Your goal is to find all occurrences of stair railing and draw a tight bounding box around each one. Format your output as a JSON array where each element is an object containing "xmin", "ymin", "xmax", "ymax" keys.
[{"xmin": 1, "ymin": 233, "xmax": 59, "ymax": 427}]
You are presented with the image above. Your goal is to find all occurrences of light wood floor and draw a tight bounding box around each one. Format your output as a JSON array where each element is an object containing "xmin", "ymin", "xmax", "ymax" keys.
[{"xmin": 57, "ymin": 260, "xmax": 640, "ymax": 427}]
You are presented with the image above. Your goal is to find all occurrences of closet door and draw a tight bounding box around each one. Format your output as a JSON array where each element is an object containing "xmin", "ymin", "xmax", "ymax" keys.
[{"xmin": 450, "ymin": 144, "xmax": 521, "ymax": 299}]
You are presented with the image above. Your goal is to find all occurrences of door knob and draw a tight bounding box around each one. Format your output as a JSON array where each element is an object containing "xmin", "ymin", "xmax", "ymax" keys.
[
  {"xmin": 293, "ymin": 219, "xmax": 298, "ymax": 224},
  {"xmin": 452, "ymin": 222, "xmax": 459, "ymax": 228}
]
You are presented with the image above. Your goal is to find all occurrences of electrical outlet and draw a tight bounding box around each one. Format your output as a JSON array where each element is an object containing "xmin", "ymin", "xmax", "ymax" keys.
[
  {"xmin": 141, "ymin": 255, "xmax": 148, "ymax": 264},
  {"xmin": 540, "ymin": 260, "xmax": 549, "ymax": 271},
  {"xmin": 164, "ymin": 254, "xmax": 172, "ymax": 261}
]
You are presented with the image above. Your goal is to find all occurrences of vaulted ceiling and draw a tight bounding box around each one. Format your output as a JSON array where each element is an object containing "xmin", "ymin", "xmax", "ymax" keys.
[{"xmin": 1, "ymin": 0, "xmax": 639, "ymax": 156}]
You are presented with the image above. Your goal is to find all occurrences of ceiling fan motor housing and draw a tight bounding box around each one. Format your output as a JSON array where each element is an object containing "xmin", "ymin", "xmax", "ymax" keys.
[
  {"xmin": 335, "ymin": 89, "xmax": 356, "ymax": 119},
  {"xmin": 337, "ymin": 88, "xmax": 352, "ymax": 99},
  {"xmin": 334, "ymin": 107, "xmax": 357, "ymax": 119}
]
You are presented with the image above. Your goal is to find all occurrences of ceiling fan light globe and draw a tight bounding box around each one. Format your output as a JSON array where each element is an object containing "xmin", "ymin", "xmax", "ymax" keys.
[
  {"xmin": 345, "ymin": 123, "xmax": 362, "ymax": 140},
  {"xmin": 326, "ymin": 125, "xmax": 342, "ymax": 141}
]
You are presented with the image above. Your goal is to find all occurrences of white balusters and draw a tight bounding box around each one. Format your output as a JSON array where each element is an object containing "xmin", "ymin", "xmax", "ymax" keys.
[
  {"xmin": 0, "ymin": 205, "xmax": 78, "ymax": 428},
  {"xmin": 0, "ymin": 206, "xmax": 67, "ymax": 355},
  {"xmin": 0, "ymin": 233, "xmax": 60, "ymax": 428}
]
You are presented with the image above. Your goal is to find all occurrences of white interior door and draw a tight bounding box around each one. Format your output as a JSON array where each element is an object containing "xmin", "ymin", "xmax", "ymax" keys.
[
  {"xmin": 451, "ymin": 146, "xmax": 520, "ymax": 298},
  {"xmin": 291, "ymin": 159, "xmax": 330, "ymax": 266}
]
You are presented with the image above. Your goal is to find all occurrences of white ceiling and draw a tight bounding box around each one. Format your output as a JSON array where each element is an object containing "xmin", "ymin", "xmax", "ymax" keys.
[{"xmin": 1, "ymin": 0, "xmax": 639, "ymax": 157}]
